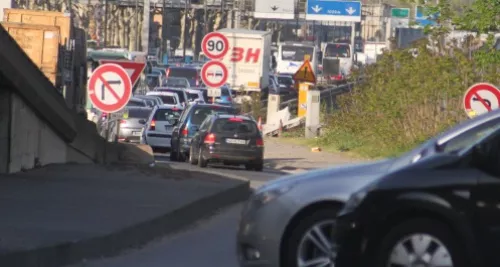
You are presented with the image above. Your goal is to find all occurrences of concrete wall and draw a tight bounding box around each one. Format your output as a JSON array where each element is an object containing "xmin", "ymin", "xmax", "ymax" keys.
[
  {"xmin": 0, "ymin": 87, "xmax": 9, "ymax": 173},
  {"xmin": 9, "ymin": 94, "xmax": 67, "ymax": 172}
]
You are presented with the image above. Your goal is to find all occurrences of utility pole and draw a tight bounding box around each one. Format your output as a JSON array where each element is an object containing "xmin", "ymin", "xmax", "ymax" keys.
[
  {"xmin": 103, "ymin": 0, "xmax": 108, "ymax": 46},
  {"xmin": 135, "ymin": 0, "xmax": 139, "ymax": 50},
  {"xmin": 142, "ymin": 0, "xmax": 151, "ymax": 53},
  {"xmin": 162, "ymin": 0, "xmax": 168, "ymax": 58},
  {"xmin": 295, "ymin": 0, "xmax": 299, "ymax": 38},
  {"xmin": 182, "ymin": 0, "xmax": 189, "ymax": 60}
]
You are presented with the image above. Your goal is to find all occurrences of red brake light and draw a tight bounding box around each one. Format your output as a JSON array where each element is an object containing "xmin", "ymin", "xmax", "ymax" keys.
[
  {"xmin": 228, "ymin": 117, "xmax": 243, "ymax": 122},
  {"xmin": 149, "ymin": 120, "xmax": 156, "ymax": 130},
  {"xmin": 172, "ymin": 107, "xmax": 179, "ymax": 111},
  {"xmin": 204, "ymin": 133, "xmax": 216, "ymax": 144},
  {"xmin": 256, "ymin": 138, "xmax": 264, "ymax": 147},
  {"xmin": 120, "ymin": 119, "xmax": 127, "ymax": 124},
  {"xmin": 181, "ymin": 127, "xmax": 188, "ymax": 136},
  {"xmin": 166, "ymin": 69, "xmax": 170, "ymax": 77}
]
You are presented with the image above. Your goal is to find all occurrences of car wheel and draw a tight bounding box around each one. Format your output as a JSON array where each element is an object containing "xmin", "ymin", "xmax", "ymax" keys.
[
  {"xmin": 374, "ymin": 218, "xmax": 466, "ymax": 267},
  {"xmin": 197, "ymin": 148, "xmax": 208, "ymax": 168},
  {"xmin": 177, "ymin": 149, "xmax": 186, "ymax": 162},
  {"xmin": 169, "ymin": 144, "xmax": 178, "ymax": 161},
  {"xmin": 254, "ymin": 163, "xmax": 263, "ymax": 172},
  {"xmin": 189, "ymin": 146, "xmax": 198, "ymax": 165},
  {"xmin": 282, "ymin": 208, "xmax": 338, "ymax": 267}
]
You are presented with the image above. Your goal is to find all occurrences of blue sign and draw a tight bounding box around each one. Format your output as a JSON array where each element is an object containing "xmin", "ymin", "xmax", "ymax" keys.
[
  {"xmin": 306, "ymin": 0, "xmax": 362, "ymax": 22},
  {"xmin": 415, "ymin": 6, "xmax": 437, "ymax": 26}
]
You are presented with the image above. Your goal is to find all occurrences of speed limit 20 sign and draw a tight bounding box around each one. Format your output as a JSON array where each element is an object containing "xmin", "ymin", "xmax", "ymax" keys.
[{"xmin": 201, "ymin": 32, "xmax": 229, "ymax": 60}]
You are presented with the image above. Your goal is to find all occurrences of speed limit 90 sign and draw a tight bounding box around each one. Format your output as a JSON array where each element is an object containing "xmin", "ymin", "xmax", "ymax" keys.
[{"xmin": 201, "ymin": 32, "xmax": 229, "ymax": 60}]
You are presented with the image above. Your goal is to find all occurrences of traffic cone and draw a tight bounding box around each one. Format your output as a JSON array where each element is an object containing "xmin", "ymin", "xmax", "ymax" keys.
[{"xmin": 257, "ymin": 117, "xmax": 262, "ymax": 132}]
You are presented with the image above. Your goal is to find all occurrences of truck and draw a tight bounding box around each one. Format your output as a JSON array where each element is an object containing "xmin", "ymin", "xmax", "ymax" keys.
[
  {"xmin": 3, "ymin": 8, "xmax": 88, "ymax": 111},
  {"xmin": 216, "ymin": 28, "xmax": 272, "ymax": 92},
  {"xmin": 0, "ymin": 22, "xmax": 60, "ymax": 85}
]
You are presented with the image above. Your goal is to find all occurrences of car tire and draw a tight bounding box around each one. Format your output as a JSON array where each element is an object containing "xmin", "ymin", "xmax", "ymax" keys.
[
  {"xmin": 169, "ymin": 145, "xmax": 178, "ymax": 161},
  {"xmin": 374, "ymin": 218, "xmax": 467, "ymax": 267},
  {"xmin": 254, "ymin": 163, "xmax": 264, "ymax": 172},
  {"xmin": 197, "ymin": 148, "xmax": 208, "ymax": 168},
  {"xmin": 189, "ymin": 147, "xmax": 198, "ymax": 165},
  {"xmin": 282, "ymin": 208, "xmax": 339, "ymax": 267},
  {"xmin": 177, "ymin": 149, "xmax": 186, "ymax": 162}
]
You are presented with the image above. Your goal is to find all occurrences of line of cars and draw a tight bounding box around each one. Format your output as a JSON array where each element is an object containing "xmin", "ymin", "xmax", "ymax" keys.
[{"xmin": 237, "ymin": 109, "xmax": 500, "ymax": 267}]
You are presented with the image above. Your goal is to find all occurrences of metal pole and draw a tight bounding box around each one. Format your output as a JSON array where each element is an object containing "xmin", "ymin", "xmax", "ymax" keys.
[
  {"xmin": 103, "ymin": 113, "xmax": 110, "ymax": 163},
  {"xmin": 104, "ymin": 0, "xmax": 108, "ymax": 47},
  {"xmin": 182, "ymin": 0, "xmax": 188, "ymax": 60},
  {"xmin": 162, "ymin": 0, "xmax": 167, "ymax": 57},
  {"xmin": 135, "ymin": 0, "xmax": 139, "ymax": 50},
  {"xmin": 204, "ymin": 0, "xmax": 208, "ymax": 34},
  {"xmin": 295, "ymin": 0, "xmax": 299, "ymax": 37}
]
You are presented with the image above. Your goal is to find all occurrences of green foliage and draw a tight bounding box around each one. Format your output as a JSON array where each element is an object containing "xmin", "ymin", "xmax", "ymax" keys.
[{"xmin": 319, "ymin": 0, "xmax": 500, "ymax": 158}]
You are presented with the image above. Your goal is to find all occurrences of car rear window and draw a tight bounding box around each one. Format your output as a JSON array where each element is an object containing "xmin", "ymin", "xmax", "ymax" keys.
[
  {"xmin": 168, "ymin": 68, "xmax": 197, "ymax": 80},
  {"xmin": 128, "ymin": 108, "xmax": 152, "ymax": 118},
  {"xmin": 157, "ymin": 89, "xmax": 186, "ymax": 103},
  {"xmin": 278, "ymin": 77, "xmax": 293, "ymax": 85},
  {"xmin": 187, "ymin": 92, "xmax": 200, "ymax": 101},
  {"xmin": 191, "ymin": 106, "xmax": 236, "ymax": 125},
  {"xmin": 153, "ymin": 108, "xmax": 183, "ymax": 121},
  {"xmin": 156, "ymin": 95, "xmax": 177, "ymax": 105},
  {"xmin": 127, "ymin": 99, "xmax": 146, "ymax": 107},
  {"xmin": 213, "ymin": 119, "xmax": 258, "ymax": 134}
]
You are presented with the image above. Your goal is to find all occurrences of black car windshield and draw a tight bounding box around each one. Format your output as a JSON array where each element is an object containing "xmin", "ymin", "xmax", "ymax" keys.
[
  {"xmin": 154, "ymin": 95, "xmax": 177, "ymax": 105},
  {"xmin": 281, "ymin": 45, "xmax": 315, "ymax": 61},
  {"xmin": 127, "ymin": 108, "xmax": 152, "ymax": 119},
  {"xmin": 191, "ymin": 107, "xmax": 236, "ymax": 125},
  {"xmin": 213, "ymin": 119, "xmax": 258, "ymax": 134},
  {"xmin": 166, "ymin": 78, "xmax": 190, "ymax": 88},
  {"xmin": 324, "ymin": 44, "xmax": 350, "ymax": 58},
  {"xmin": 153, "ymin": 108, "xmax": 183, "ymax": 121},
  {"xmin": 168, "ymin": 68, "xmax": 197, "ymax": 80},
  {"xmin": 278, "ymin": 76, "xmax": 293, "ymax": 85},
  {"xmin": 127, "ymin": 99, "xmax": 146, "ymax": 107}
]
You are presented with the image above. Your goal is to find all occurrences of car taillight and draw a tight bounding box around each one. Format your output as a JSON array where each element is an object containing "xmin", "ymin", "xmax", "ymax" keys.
[
  {"xmin": 149, "ymin": 120, "xmax": 156, "ymax": 130},
  {"xmin": 204, "ymin": 133, "xmax": 216, "ymax": 144},
  {"xmin": 227, "ymin": 97, "xmax": 232, "ymax": 101},
  {"xmin": 120, "ymin": 120, "xmax": 127, "ymax": 124},
  {"xmin": 228, "ymin": 117, "xmax": 243, "ymax": 122},
  {"xmin": 101, "ymin": 113, "xmax": 107, "ymax": 118},
  {"xmin": 181, "ymin": 127, "xmax": 188, "ymax": 136},
  {"xmin": 166, "ymin": 69, "xmax": 170, "ymax": 77},
  {"xmin": 256, "ymin": 138, "xmax": 264, "ymax": 147}
]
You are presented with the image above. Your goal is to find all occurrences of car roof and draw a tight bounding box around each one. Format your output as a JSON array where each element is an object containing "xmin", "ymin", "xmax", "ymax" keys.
[
  {"xmin": 157, "ymin": 104, "xmax": 184, "ymax": 110},
  {"xmin": 168, "ymin": 66, "xmax": 197, "ymax": 70},
  {"xmin": 155, "ymin": 87, "xmax": 184, "ymax": 91},
  {"xmin": 147, "ymin": 91, "xmax": 176, "ymax": 96},
  {"xmin": 436, "ymin": 108, "xmax": 500, "ymax": 146},
  {"xmin": 185, "ymin": 89, "xmax": 203, "ymax": 93},
  {"xmin": 130, "ymin": 97, "xmax": 146, "ymax": 101},
  {"xmin": 126, "ymin": 106, "xmax": 152, "ymax": 111},
  {"xmin": 214, "ymin": 114, "xmax": 253, "ymax": 120}
]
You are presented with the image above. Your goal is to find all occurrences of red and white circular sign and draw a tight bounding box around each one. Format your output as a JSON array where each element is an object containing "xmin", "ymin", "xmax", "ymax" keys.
[
  {"xmin": 88, "ymin": 63, "xmax": 132, "ymax": 113},
  {"xmin": 201, "ymin": 32, "xmax": 229, "ymax": 60},
  {"xmin": 201, "ymin": 61, "xmax": 228, "ymax": 88},
  {"xmin": 463, "ymin": 83, "xmax": 500, "ymax": 118}
]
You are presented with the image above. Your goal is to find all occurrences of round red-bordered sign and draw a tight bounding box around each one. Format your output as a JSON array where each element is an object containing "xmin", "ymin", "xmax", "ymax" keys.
[
  {"xmin": 463, "ymin": 83, "xmax": 500, "ymax": 118},
  {"xmin": 88, "ymin": 63, "xmax": 132, "ymax": 113},
  {"xmin": 201, "ymin": 61, "xmax": 228, "ymax": 88},
  {"xmin": 201, "ymin": 32, "xmax": 229, "ymax": 60}
]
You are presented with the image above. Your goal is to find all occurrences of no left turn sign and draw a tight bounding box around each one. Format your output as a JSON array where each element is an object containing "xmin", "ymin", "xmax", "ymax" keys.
[
  {"xmin": 463, "ymin": 83, "xmax": 500, "ymax": 118},
  {"xmin": 88, "ymin": 63, "xmax": 132, "ymax": 113},
  {"xmin": 201, "ymin": 32, "xmax": 229, "ymax": 60}
]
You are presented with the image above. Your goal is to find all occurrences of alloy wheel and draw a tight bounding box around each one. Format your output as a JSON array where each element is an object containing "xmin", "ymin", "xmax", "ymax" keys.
[
  {"xmin": 297, "ymin": 220, "xmax": 336, "ymax": 267},
  {"xmin": 387, "ymin": 233, "xmax": 453, "ymax": 267}
]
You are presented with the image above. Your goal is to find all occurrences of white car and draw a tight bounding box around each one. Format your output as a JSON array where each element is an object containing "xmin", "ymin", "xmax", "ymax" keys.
[
  {"xmin": 146, "ymin": 91, "xmax": 182, "ymax": 109},
  {"xmin": 185, "ymin": 89, "xmax": 205, "ymax": 104},
  {"xmin": 141, "ymin": 105, "xmax": 184, "ymax": 152}
]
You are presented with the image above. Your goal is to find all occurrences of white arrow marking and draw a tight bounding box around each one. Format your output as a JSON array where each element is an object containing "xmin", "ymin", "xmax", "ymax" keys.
[
  {"xmin": 346, "ymin": 7, "xmax": 356, "ymax": 15},
  {"xmin": 311, "ymin": 5, "xmax": 322, "ymax": 13}
]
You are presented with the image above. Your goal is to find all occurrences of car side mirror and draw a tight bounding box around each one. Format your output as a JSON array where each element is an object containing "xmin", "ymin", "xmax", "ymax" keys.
[{"xmin": 138, "ymin": 119, "xmax": 146, "ymax": 124}]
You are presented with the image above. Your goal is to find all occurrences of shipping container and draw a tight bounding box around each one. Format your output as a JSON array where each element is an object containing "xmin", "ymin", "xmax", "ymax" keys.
[
  {"xmin": 1, "ymin": 22, "xmax": 60, "ymax": 85},
  {"xmin": 3, "ymin": 8, "xmax": 71, "ymax": 46}
]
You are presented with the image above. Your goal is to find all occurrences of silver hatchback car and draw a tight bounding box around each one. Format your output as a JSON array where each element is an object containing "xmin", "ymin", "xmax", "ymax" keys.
[
  {"xmin": 237, "ymin": 109, "xmax": 500, "ymax": 267},
  {"xmin": 117, "ymin": 107, "xmax": 153, "ymax": 143}
]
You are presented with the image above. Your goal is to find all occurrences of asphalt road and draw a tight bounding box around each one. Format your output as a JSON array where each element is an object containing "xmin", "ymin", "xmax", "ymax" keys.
[{"xmin": 67, "ymin": 153, "xmax": 286, "ymax": 267}]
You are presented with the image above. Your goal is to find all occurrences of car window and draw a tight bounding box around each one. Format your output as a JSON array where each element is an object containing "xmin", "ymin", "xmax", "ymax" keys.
[
  {"xmin": 438, "ymin": 121, "xmax": 500, "ymax": 154},
  {"xmin": 155, "ymin": 95, "xmax": 177, "ymax": 105},
  {"xmin": 153, "ymin": 108, "xmax": 183, "ymax": 121},
  {"xmin": 278, "ymin": 77, "xmax": 293, "ymax": 85},
  {"xmin": 212, "ymin": 119, "xmax": 258, "ymax": 134},
  {"xmin": 187, "ymin": 92, "xmax": 200, "ymax": 101},
  {"xmin": 191, "ymin": 107, "xmax": 235, "ymax": 125},
  {"xmin": 166, "ymin": 78, "xmax": 189, "ymax": 88},
  {"xmin": 199, "ymin": 117, "xmax": 211, "ymax": 131},
  {"xmin": 127, "ymin": 99, "xmax": 146, "ymax": 107},
  {"xmin": 168, "ymin": 68, "xmax": 197, "ymax": 80},
  {"xmin": 127, "ymin": 108, "xmax": 152, "ymax": 119}
]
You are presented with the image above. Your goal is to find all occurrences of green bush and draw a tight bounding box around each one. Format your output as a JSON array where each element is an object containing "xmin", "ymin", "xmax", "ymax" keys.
[{"xmin": 320, "ymin": 38, "xmax": 500, "ymax": 158}]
